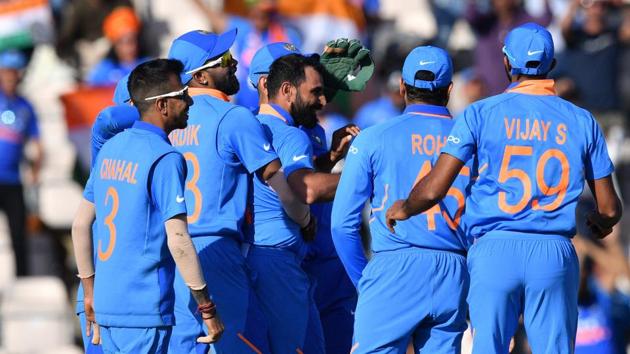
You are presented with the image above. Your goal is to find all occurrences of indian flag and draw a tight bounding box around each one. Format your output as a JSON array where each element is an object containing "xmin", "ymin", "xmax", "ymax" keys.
[{"xmin": 0, "ymin": 0, "xmax": 53, "ymax": 51}]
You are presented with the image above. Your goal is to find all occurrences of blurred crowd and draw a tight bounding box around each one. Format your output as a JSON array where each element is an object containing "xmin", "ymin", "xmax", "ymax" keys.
[{"xmin": 1, "ymin": 0, "xmax": 630, "ymax": 352}]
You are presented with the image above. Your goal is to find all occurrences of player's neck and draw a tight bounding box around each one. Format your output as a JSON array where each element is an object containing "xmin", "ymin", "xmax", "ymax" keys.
[
  {"xmin": 268, "ymin": 98, "xmax": 290, "ymax": 113},
  {"xmin": 140, "ymin": 114, "xmax": 166, "ymax": 133}
]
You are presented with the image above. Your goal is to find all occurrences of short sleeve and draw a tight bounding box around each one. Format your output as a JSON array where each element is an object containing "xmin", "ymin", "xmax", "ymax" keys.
[
  {"xmin": 278, "ymin": 129, "xmax": 315, "ymax": 177},
  {"xmin": 441, "ymin": 107, "xmax": 477, "ymax": 163},
  {"xmin": 585, "ymin": 116, "xmax": 614, "ymax": 180},
  {"xmin": 219, "ymin": 107, "xmax": 278, "ymax": 173},
  {"xmin": 83, "ymin": 170, "xmax": 95, "ymax": 203},
  {"xmin": 150, "ymin": 152, "xmax": 188, "ymax": 222}
]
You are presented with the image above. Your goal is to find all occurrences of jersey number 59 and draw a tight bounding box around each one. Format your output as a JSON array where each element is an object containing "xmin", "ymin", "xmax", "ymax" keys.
[{"xmin": 498, "ymin": 145, "xmax": 569, "ymax": 214}]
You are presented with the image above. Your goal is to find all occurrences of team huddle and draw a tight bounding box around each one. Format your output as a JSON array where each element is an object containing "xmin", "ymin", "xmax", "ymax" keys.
[{"xmin": 71, "ymin": 22, "xmax": 622, "ymax": 354}]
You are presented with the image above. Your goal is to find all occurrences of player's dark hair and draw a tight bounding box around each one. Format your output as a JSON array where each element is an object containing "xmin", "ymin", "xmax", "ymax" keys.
[
  {"xmin": 267, "ymin": 54, "xmax": 324, "ymax": 100},
  {"xmin": 404, "ymin": 70, "xmax": 450, "ymax": 106},
  {"xmin": 128, "ymin": 58, "xmax": 185, "ymax": 114}
]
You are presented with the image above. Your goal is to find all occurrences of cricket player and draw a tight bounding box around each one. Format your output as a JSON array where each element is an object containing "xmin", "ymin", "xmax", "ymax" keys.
[
  {"xmin": 248, "ymin": 42, "xmax": 361, "ymax": 354},
  {"xmin": 71, "ymin": 59, "xmax": 224, "ymax": 353},
  {"xmin": 331, "ymin": 46, "xmax": 472, "ymax": 354},
  {"xmin": 248, "ymin": 52, "xmax": 362, "ymax": 353},
  {"xmin": 386, "ymin": 23, "xmax": 623, "ymax": 354},
  {"xmin": 76, "ymin": 73, "xmax": 138, "ymax": 353},
  {"xmin": 167, "ymin": 29, "xmax": 312, "ymax": 354}
]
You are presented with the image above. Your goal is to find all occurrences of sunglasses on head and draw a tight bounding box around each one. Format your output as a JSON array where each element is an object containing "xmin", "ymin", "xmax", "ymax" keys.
[
  {"xmin": 144, "ymin": 86, "xmax": 189, "ymax": 101},
  {"xmin": 186, "ymin": 51, "xmax": 233, "ymax": 74}
]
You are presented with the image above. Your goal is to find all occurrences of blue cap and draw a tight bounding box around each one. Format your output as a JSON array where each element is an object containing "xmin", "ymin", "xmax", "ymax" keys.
[
  {"xmin": 248, "ymin": 42, "xmax": 301, "ymax": 88},
  {"xmin": 0, "ymin": 50, "xmax": 26, "ymax": 70},
  {"xmin": 402, "ymin": 46, "xmax": 452, "ymax": 90},
  {"xmin": 113, "ymin": 73, "xmax": 131, "ymax": 105},
  {"xmin": 502, "ymin": 23, "xmax": 554, "ymax": 76},
  {"xmin": 168, "ymin": 28, "xmax": 238, "ymax": 84}
]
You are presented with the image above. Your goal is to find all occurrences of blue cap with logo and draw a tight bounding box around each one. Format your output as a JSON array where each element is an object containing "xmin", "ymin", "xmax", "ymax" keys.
[
  {"xmin": 168, "ymin": 28, "xmax": 238, "ymax": 84},
  {"xmin": 0, "ymin": 50, "xmax": 26, "ymax": 70},
  {"xmin": 502, "ymin": 22, "xmax": 554, "ymax": 76},
  {"xmin": 113, "ymin": 73, "xmax": 131, "ymax": 105},
  {"xmin": 249, "ymin": 42, "xmax": 301, "ymax": 88},
  {"xmin": 402, "ymin": 46, "xmax": 452, "ymax": 91}
]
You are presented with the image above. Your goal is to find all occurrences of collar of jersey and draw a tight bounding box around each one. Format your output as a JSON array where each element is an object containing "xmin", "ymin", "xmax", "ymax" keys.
[
  {"xmin": 258, "ymin": 103, "xmax": 295, "ymax": 126},
  {"xmin": 505, "ymin": 79, "xmax": 556, "ymax": 96},
  {"xmin": 132, "ymin": 120, "xmax": 168, "ymax": 141},
  {"xmin": 188, "ymin": 88, "xmax": 230, "ymax": 102},
  {"xmin": 404, "ymin": 104, "xmax": 451, "ymax": 119}
]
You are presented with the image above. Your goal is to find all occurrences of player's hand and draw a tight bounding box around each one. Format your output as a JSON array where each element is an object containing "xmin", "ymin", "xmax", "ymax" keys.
[
  {"xmin": 84, "ymin": 296, "xmax": 101, "ymax": 345},
  {"xmin": 385, "ymin": 200, "xmax": 411, "ymax": 234},
  {"xmin": 330, "ymin": 124, "xmax": 360, "ymax": 162},
  {"xmin": 320, "ymin": 38, "xmax": 374, "ymax": 100},
  {"xmin": 198, "ymin": 314, "xmax": 225, "ymax": 344},
  {"xmin": 586, "ymin": 211, "xmax": 614, "ymax": 239},
  {"xmin": 301, "ymin": 214, "xmax": 317, "ymax": 242}
]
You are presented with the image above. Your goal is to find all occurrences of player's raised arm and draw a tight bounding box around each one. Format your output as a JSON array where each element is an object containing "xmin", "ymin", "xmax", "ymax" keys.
[
  {"xmin": 314, "ymin": 124, "xmax": 361, "ymax": 172},
  {"xmin": 386, "ymin": 153, "xmax": 464, "ymax": 233}
]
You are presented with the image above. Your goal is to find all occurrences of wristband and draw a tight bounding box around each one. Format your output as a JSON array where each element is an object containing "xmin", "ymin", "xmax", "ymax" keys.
[{"xmin": 197, "ymin": 302, "xmax": 217, "ymax": 319}]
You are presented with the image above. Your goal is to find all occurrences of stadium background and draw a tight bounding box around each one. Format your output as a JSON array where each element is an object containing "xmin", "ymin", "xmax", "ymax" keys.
[{"xmin": 0, "ymin": 0, "xmax": 629, "ymax": 352}]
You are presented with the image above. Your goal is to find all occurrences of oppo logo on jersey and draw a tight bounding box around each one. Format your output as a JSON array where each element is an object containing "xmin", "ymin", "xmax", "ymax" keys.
[
  {"xmin": 504, "ymin": 117, "xmax": 567, "ymax": 145},
  {"xmin": 99, "ymin": 159, "xmax": 139, "ymax": 184},
  {"xmin": 411, "ymin": 134, "xmax": 448, "ymax": 156},
  {"xmin": 170, "ymin": 124, "xmax": 201, "ymax": 147}
]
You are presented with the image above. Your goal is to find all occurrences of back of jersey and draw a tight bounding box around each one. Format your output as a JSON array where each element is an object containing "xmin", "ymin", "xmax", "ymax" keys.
[
  {"xmin": 348, "ymin": 105, "xmax": 471, "ymax": 253},
  {"xmin": 90, "ymin": 127, "xmax": 177, "ymax": 327},
  {"xmin": 443, "ymin": 80, "xmax": 614, "ymax": 239},
  {"xmin": 169, "ymin": 91, "xmax": 277, "ymax": 240}
]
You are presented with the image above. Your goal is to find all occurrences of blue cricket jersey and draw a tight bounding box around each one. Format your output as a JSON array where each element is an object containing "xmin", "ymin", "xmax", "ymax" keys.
[
  {"xmin": 168, "ymin": 88, "xmax": 277, "ymax": 240},
  {"xmin": 91, "ymin": 105, "xmax": 139, "ymax": 166},
  {"xmin": 0, "ymin": 92, "xmax": 39, "ymax": 184},
  {"xmin": 300, "ymin": 123, "xmax": 337, "ymax": 261},
  {"xmin": 251, "ymin": 104, "xmax": 314, "ymax": 258},
  {"xmin": 442, "ymin": 79, "xmax": 614, "ymax": 239},
  {"xmin": 77, "ymin": 104, "xmax": 139, "ymax": 315},
  {"xmin": 85, "ymin": 121, "xmax": 187, "ymax": 327},
  {"xmin": 331, "ymin": 104, "xmax": 472, "ymax": 286}
]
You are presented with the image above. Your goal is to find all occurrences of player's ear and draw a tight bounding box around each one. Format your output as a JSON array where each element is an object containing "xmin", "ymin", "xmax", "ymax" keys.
[
  {"xmin": 280, "ymin": 81, "xmax": 293, "ymax": 101},
  {"xmin": 399, "ymin": 78, "xmax": 406, "ymax": 100},
  {"xmin": 445, "ymin": 82, "xmax": 453, "ymax": 105},
  {"xmin": 192, "ymin": 70, "xmax": 208, "ymax": 86},
  {"xmin": 503, "ymin": 56, "xmax": 512, "ymax": 73},
  {"xmin": 156, "ymin": 97, "xmax": 168, "ymax": 114}
]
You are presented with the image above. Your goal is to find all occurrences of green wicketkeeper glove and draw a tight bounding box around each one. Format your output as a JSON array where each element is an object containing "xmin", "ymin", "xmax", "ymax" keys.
[{"xmin": 320, "ymin": 38, "xmax": 375, "ymax": 101}]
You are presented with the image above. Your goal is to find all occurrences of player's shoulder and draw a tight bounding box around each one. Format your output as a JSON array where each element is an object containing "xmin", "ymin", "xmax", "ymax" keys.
[{"xmin": 94, "ymin": 105, "xmax": 138, "ymax": 126}]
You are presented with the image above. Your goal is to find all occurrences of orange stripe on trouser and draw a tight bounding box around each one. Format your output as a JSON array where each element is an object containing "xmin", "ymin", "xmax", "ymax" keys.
[
  {"xmin": 296, "ymin": 349, "xmax": 304, "ymax": 354},
  {"xmin": 237, "ymin": 333, "xmax": 263, "ymax": 354}
]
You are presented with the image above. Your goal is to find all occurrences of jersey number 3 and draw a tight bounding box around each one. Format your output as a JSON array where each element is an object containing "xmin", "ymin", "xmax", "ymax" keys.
[
  {"xmin": 99, "ymin": 186, "xmax": 119, "ymax": 261},
  {"xmin": 183, "ymin": 152, "xmax": 202, "ymax": 224}
]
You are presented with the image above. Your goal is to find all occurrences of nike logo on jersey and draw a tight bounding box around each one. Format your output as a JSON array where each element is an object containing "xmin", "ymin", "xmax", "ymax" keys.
[
  {"xmin": 527, "ymin": 50, "xmax": 543, "ymax": 56},
  {"xmin": 347, "ymin": 74, "xmax": 357, "ymax": 81},
  {"xmin": 292, "ymin": 154, "xmax": 307, "ymax": 162},
  {"xmin": 176, "ymin": 195, "xmax": 185, "ymax": 203},
  {"xmin": 419, "ymin": 61, "xmax": 435, "ymax": 65},
  {"xmin": 263, "ymin": 143, "xmax": 271, "ymax": 151}
]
